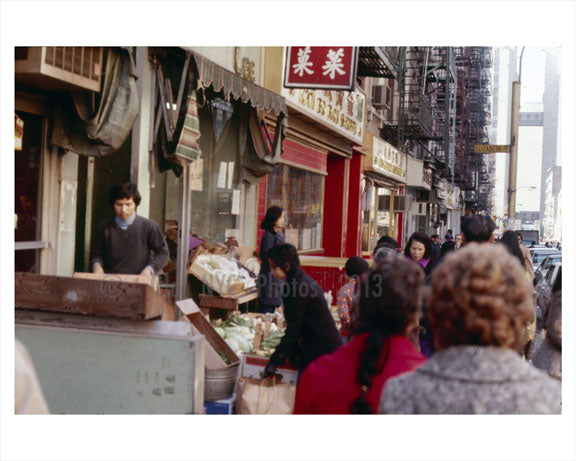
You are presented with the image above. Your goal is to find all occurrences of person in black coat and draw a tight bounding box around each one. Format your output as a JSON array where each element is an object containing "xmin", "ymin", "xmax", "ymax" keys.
[
  {"xmin": 263, "ymin": 244, "xmax": 342, "ymax": 376},
  {"xmin": 258, "ymin": 206, "xmax": 286, "ymax": 313}
]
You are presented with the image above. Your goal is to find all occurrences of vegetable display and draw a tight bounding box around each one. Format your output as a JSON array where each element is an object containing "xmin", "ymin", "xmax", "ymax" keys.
[
  {"xmin": 213, "ymin": 313, "xmax": 285, "ymax": 357},
  {"xmin": 195, "ymin": 255, "xmax": 256, "ymax": 290}
]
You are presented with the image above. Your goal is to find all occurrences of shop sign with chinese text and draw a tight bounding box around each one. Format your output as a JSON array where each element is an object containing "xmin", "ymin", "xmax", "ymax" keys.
[
  {"xmin": 281, "ymin": 86, "xmax": 366, "ymax": 144},
  {"xmin": 369, "ymin": 135, "xmax": 407, "ymax": 183},
  {"xmin": 284, "ymin": 47, "xmax": 359, "ymax": 90}
]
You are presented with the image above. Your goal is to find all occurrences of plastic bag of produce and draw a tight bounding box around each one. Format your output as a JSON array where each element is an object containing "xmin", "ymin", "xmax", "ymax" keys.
[{"xmin": 236, "ymin": 377, "xmax": 296, "ymax": 414}]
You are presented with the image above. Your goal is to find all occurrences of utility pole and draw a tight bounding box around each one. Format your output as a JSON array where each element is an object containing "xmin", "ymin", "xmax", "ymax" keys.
[{"xmin": 506, "ymin": 47, "xmax": 525, "ymax": 230}]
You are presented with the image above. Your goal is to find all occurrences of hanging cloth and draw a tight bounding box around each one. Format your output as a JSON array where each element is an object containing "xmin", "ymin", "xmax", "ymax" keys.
[
  {"xmin": 51, "ymin": 47, "xmax": 139, "ymax": 157},
  {"xmin": 240, "ymin": 106, "xmax": 287, "ymax": 185},
  {"xmin": 154, "ymin": 53, "xmax": 202, "ymax": 176}
]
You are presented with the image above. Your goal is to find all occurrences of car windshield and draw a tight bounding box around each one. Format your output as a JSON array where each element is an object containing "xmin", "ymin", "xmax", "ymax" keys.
[{"xmin": 533, "ymin": 252, "xmax": 560, "ymax": 264}]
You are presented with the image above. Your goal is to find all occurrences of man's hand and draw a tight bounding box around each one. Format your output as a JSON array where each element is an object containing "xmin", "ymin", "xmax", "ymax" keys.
[
  {"xmin": 140, "ymin": 267, "xmax": 153, "ymax": 277},
  {"xmin": 93, "ymin": 264, "xmax": 104, "ymax": 275}
]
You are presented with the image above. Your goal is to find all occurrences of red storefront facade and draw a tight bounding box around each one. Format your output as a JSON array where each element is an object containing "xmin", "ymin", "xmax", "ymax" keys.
[{"xmin": 257, "ymin": 47, "xmax": 367, "ymax": 297}]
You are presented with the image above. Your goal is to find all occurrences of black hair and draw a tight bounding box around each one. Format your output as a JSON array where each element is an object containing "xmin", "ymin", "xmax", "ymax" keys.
[
  {"xmin": 404, "ymin": 232, "xmax": 432, "ymax": 260},
  {"xmin": 345, "ymin": 256, "xmax": 370, "ymax": 278},
  {"xmin": 350, "ymin": 253, "xmax": 424, "ymax": 414},
  {"xmin": 376, "ymin": 235, "xmax": 399, "ymax": 249},
  {"xmin": 261, "ymin": 205, "xmax": 284, "ymax": 231},
  {"xmin": 460, "ymin": 215, "xmax": 496, "ymax": 243},
  {"xmin": 373, "ymin": 245, "xmax": 398, "ymax": 262},
  {"xmin": 498, "ymin": 230, "xmax": 526, "ymax": 269},
  {"xmin": 108, "ymin": 182, "xmax": 141, "ymax": 207},
  {"xmin": 444, "ymin": 233, "xmax": 453, "ymax": 240},
  {"xmin": 440, "ymin": 241, "xmax": 456, "ymax": 257},
  {"xmin": 266, "ymin": 244, "xmax": 300, "ymax": 278},
  {"xmin": 431, "ymin": 234, "xmax": 440, "ymax": 239}
]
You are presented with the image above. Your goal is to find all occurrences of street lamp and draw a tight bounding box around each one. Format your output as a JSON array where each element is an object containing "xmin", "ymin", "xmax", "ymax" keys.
[{"xmin": 506, "ymin": 47, "xmax": 526, "ymax": 229}]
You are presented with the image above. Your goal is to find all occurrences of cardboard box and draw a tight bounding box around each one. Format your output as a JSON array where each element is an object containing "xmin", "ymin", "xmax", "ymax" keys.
[
  {"xmin": 204, "ymin": 394, "xmax": 236, "ymax": 415},
  {"xmin": 240, "ymin": 354, "xmax": 299, "ymax": 386},
  {"xmin": 176, "ymin": 299, "xmax": 240, "ymax": 369}
]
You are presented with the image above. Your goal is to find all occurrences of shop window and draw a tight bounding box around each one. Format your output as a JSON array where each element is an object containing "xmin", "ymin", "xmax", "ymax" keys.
[
  {"xmin": 362, "ymin": 183, "xmax": 396, "ymax": 254},
  {"xmin": 376, "ymin": 187, "xmax": 392, "ymax": 240},
  {"xmin": 267, "ymin": 164, "xmax": 324, "ymax": 252},
  {"xmin": 15, "ymin": 111, "xmax": 44, "ymax": 272},
  {"xmin": 187, "ymin": 101, "xmax": 243, "ymax": 244}
]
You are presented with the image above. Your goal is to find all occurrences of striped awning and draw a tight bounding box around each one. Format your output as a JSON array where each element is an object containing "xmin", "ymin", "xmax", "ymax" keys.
[
  {"xmin": 173, "ymin": 88, "xmax": 202, "ymax": 164},
  {"xmin": 190, "ymin": 51, "xmax": 288, "ymax": 116}
]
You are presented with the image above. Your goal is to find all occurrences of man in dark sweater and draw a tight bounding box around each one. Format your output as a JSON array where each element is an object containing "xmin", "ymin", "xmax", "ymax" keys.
[{"xmin": 91, "ymin": 182, "xmax": 169, "ymax": 275}]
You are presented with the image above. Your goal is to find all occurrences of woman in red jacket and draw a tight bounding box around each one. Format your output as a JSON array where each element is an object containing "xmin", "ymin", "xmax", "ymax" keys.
[{"xmin": 293, "ymin": 250, "xmax": 426, "ymax": 414}]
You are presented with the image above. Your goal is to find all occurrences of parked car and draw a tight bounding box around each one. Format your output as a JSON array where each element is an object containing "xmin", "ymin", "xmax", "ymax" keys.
[
  {"xmin": 534, "ymin": 262, "xmax": 561, "ymax": 331},
  {"xmin": 533, "ymin": 253, "xmax": 563, "ymax": 286},
  {"xmin": 529, "ymin": 247, "xmax": 561, "ymax": 272}
]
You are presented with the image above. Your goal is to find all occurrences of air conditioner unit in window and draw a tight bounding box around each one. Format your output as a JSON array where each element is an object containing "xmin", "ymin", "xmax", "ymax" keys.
[
  {"xmin": 371, "ymin": 84, "xmax": 391, "ymax": 109},
  {"xmin": 412, "ymin": 202, "xmax": 428, "ymax": 216},
  {"xmin": 15, "ymin": 47, "xmax": 102, "ymax": 92},
  {"xmin": 379, "ymin": 195, "xmax": 412, "ymax": 212}
]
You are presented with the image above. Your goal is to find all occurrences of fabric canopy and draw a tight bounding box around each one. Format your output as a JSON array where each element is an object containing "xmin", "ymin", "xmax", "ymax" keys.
[
  {"xmin": 190, "ymin": 51, "xmax": 288, "ymax": 116},
  {"xmin": 51, "ymin": 47, "xmax": 139, "ymax": 157},
  {"xmin": 240, "ymin": 106, "xmax": 287, "ymax": 185}
]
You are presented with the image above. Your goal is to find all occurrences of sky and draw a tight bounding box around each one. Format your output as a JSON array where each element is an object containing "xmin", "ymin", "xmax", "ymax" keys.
[{"xmin": 493, "ymin": 46, "xmax": 558, "ymax": 216}]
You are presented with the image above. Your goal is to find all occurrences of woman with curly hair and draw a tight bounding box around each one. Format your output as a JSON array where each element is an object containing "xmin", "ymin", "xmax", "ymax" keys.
[
  {"xmin": 379, "ymin": 243, "xmax": 561, "ymax": 414},
  {"xmin": 293, "ymin": 249, "xmax": 426, "ymax": 414}
]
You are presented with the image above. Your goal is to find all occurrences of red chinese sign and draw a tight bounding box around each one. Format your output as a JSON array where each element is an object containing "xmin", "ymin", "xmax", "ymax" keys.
[{"xmin": 283, "ymin": 47, "xmax": 359, "ymax": 90}]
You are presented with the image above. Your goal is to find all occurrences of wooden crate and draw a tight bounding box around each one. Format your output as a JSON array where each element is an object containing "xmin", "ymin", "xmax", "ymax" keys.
[
  {"xmin": 176, "ymin": 299, "xmax": 240, "ymax": 369},
  {"xmin": 73, "ymin": 272, "xmax": 159, "ymax": 291},
  {"xmin": 15, "ymin": 272, "xmax": 165, "ymax": 320},
  {"xmin": 188, "ymin": 261, "xmax": 245, "ymax": 296}
]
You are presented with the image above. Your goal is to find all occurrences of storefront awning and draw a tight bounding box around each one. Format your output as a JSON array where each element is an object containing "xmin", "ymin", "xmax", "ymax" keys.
[
  {"xmin": 187, "ymin": 50, "xmax": 288, "ymax": 116},
  {"xmin": 365, "ymin": 170, "xmax": 404, "ymax": 189}
]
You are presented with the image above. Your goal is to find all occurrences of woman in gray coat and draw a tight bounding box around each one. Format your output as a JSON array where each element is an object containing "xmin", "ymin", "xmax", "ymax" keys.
[{"xmin": 379, "ymin": 243, "xmax": 561, "ymax": 414}]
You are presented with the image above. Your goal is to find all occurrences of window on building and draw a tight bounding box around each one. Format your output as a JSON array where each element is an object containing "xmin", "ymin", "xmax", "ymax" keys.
[
  {"xmin": 267, "ymin": 164, "xmax": 324, "ymax": 252},
  {"xmin": 362, "ymin": 181, "xmax": 397, "ymax": 254}
]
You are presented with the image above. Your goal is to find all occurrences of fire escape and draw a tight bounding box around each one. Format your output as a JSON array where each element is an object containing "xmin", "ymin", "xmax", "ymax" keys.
[{"xmin": 453, "ymin": 46, "xmax": 493, "ymax": 211}]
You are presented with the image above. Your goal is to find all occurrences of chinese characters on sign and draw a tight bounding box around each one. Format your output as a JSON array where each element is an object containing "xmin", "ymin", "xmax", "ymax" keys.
[
  {"xmin": 284, "ymin": 47, "xmax": 359, "ymax": 90},
  {"xmin": 372, "ymin": 136, "xmax": 407, "ymax": 182},
  {"xmin": 282, "ymin": 86, "xmax": 366, "ymax": 144}
]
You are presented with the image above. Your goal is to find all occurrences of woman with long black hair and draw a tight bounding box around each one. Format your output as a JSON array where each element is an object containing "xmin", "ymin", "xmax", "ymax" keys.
[
  {"xmin": 257, "ymin": 206, "xmax": 286, "ymax": 314},
  {"xmin": 292, "ymin": 250, "xmax": 426, "ymax": 414},
  {"xmin": 262, "ymin": 244, "xmax": 342, "ymax": 378}
]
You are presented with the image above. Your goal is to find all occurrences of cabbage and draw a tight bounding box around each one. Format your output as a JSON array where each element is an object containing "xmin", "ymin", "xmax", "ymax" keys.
[
  {"xmin": 225, "ymin": 337, "xmax": 240, "ymax": 354},
  {"xmin": 215, "ymin": 327, "xmax": 226, "ymax": 338},
  {"xmin": 226, "ymin": 332, "xmax": 252, "ymax": 353}
]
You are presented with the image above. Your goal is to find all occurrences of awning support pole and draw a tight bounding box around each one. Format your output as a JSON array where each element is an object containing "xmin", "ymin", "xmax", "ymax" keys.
[{"xmin": 175, "ymin": 165, "xmax": 191, "ymax": 315}]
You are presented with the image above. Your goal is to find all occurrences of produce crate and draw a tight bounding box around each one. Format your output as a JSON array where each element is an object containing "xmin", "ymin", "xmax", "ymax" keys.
[
  {"xmin": 73, "ymin": 272, "xmax": 160, "ymax": 291},
  {"xmin": 189, "ymin": 262, "xmax": 245, "ymax": 296},
  {"xmin": 15, "ymin": 272, "xmax": 166, "ymax": 320},
  {"xmin": 176, "ymin": 299, "xmax": 240, "ymax": 369}
]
